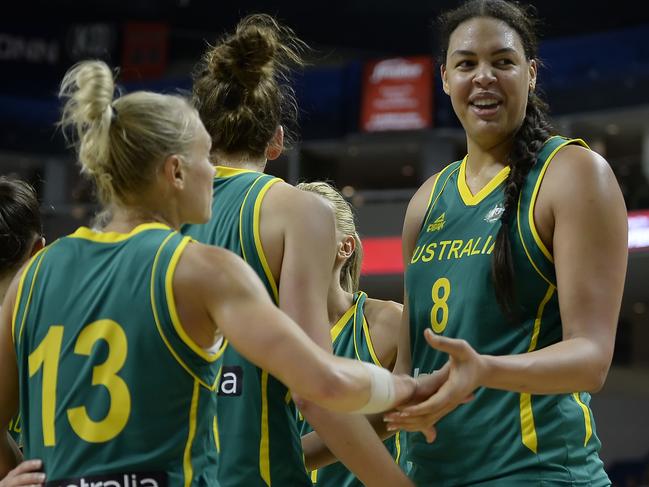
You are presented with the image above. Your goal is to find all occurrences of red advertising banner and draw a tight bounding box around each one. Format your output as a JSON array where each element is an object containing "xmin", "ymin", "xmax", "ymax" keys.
[
  {"xmin": 360, "ymin": 56, "xmax": 434, "ymax": 132},
  {"xmin": 361, "ymin": 237, "xmax": 403, "ymax": 275},
  {"xmin": 120, "ymin": 22, "xmax": 168, "ymax": 81}
]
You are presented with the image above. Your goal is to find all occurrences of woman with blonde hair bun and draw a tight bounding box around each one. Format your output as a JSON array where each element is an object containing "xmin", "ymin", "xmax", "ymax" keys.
[{"xmin": 0, "ymin": 60, "xmax": 416, "ymax": 486}]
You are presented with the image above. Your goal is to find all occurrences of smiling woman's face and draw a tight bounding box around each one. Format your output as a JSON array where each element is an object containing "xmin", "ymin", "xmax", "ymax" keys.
[{"xmin": 441, "ymin": 16, "xmax": 537, "ymax": 150}]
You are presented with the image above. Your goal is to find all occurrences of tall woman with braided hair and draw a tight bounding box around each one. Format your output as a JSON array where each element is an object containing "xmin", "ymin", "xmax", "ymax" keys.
[
  {"xmin": 185, "ymin": 14, "xmax": 412, "ymax": 487},
  {"xmin": 385, "ymin": 0, "xmax": 627, "ymax": 485}
]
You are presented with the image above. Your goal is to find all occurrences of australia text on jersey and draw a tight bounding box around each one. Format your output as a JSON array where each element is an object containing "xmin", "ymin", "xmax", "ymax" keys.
[{"xmin": 410, "ymin": 235, "xmax": 495, "ymax": 264}]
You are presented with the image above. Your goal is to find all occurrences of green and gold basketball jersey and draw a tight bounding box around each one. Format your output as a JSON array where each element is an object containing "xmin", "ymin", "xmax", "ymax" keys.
[
  {"xmin": 12, "ymin": 223, "xmax": 225, "ymax": 486},
  {"xmin": 405, "ymin": 137, "xmax": 610, "ymax": 486},
  {"xmin": 182, "ymin": 166, "xmax": 311, "ymax": 487},
  {"xmin": 299, "ymin": 291, "xmax": 402, "ymax": 487}
]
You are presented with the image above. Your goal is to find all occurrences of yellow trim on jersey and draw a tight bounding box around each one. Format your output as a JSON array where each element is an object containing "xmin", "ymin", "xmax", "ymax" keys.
[
  {"xmin": 213, "ymin": 416, "xmax": 220, "ymax": 453},
  {"xmin": 68, "ymin": 222, "xmax": 171, "ymax": 243},
  {"xmin": 424, "ymin": 165, "xmax": 461, "ymax": 229},
  {"xmin": 150, "ymin": 234, "xmax": 219, "ymax": 390},
  {"xmin": 214, "ymin": 367, "xmax": 223, "ymax": 452},
  {"xmin": 457, "ymin": 156, "xmax": 511, "ymax": 206},
  {"xmin": 252, "ymin": 178, "xmax": 281, "ymax": 303},
  {"xmin": 12, "ymin": 247, "xmax": 46, "ymax": 343},
  {"xmin": 520, "ymin": 284, "xmax": 555, "ymax": 453},
  {"xmin": 215, "ymin": 165, "xmax": 260, "ymax": 178},
  {"xmin": 361, "ymin": 316, "xmax": 382, "ymax": 367},
  {"xmin": 165, "ymin": 237, "xmax": 224, "ymax": 363},
  {"xmin": 516, "ymin": 195, "xmax": 555, "ymax": 287},
  {"xmin": 260, "ymin": 371, "xmax": 271, "ymax": 486},
  {"xmin": 183, "ymin": 379, "xmax": 200, "ymax": 487},
  {"xmin": 16, "ymin": 246, "xmax": 51, "ymax": 344},
  {"xmin": 519, "ymin": 394, "xmax": 536, "ymax": 453},
  {"xmin": 394, "ymin": 431, "xmax": 402, "ymax": 464},
  {"xmin": 527, "ymin": 137, "xmax": 589, "ymax": 263},
  {"xmin": 311, "ymin": 470, "xmax": 318, "ymax": 483},
  {"xmin": 572, "ymin": 393, "xmax": 593, "ymax": 446},
  {"xmin": 330, "ymin": 306, "xmax": 355, "ymax": 343}
]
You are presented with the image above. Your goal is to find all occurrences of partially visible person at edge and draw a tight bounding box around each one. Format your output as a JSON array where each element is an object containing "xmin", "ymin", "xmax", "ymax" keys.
[
  {"xmin": 384, "ymin": 1, "xmax": 627, "ymax": 485},
  {"xmin": 296, "ymin": 181, "xmax": 404, "ymax": 486},
  {"xmin": 0, "ymin": 60, "xmax": 417, "ymax": 487},
  {"xmin": 0, "ymin": 177, "xmax": 46, "ymax": 487},
  {"xmin": 183, "ymin": 13, "xmax": 414, "ymax": 487}
]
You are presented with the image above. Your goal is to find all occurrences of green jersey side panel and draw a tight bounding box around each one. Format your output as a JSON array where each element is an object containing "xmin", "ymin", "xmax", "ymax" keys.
[
  {"xmin": 299, "ymin": 291, "xmax": 401, "ymax": 487},
  {"xmin": 404, "ymin": 137, "xmax": 609, "ymax": 486},
  {"xmin": 12, "ymin": 224, "xmax": 224, "ymax": 486},
  {"xmin": 182, "ymin": 167, "xmax": 311, "ymax": 487}
]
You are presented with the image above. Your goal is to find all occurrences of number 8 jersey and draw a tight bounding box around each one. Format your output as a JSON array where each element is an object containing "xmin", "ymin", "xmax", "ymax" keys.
[
  {"xmin": 405, "ymin": 136, "xmax": 609, "ymax": 486},
  {"xmin": 12, "ymin": 223, "xmax": 224, "ymax": 486}
]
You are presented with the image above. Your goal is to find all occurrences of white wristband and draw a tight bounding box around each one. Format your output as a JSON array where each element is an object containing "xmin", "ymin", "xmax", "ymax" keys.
[{"xmin": 353, "ymin": 362, "xmax": 396, "ymax": 414}]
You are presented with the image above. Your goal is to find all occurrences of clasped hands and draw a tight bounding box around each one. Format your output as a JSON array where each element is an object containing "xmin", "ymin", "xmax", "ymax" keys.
[{"xmin": 386, "ymin": 329, "xmax": 486, "ymax": 443}]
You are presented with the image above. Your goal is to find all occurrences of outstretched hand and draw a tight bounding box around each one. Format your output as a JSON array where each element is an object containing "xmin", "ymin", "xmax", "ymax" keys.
[
  {"xmin": 383, "ymin": 329, "xmax": 484, "ymax": 442},
  {"xmin": 0, "ymin": 460, "xmax": 45, "ymax": 487}
]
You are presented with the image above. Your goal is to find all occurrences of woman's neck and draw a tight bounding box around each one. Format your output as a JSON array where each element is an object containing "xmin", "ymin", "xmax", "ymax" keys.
[
  {"xmin": 465, "ymin": 135, "xmax": 514, "ymax": 174},
  {"xmin": 212, "ymin": 153, "xmax": 267, "ymax": 173},
  {"xmin": 101, "ymin": 204, "xmax": 176, "ymax": 233},
  {"xmin": 327, "ymin": 274, "xmax": 354, "ymax": 327},
  {"xmin": 0, "ymin": 275, "xmax": 11, "ymax": 304}
]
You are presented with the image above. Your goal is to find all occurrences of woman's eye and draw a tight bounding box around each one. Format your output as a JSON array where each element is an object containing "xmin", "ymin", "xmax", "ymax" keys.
[{"xmin": 456, "ymin": 60, "xmax": 474, "ymax": 68}]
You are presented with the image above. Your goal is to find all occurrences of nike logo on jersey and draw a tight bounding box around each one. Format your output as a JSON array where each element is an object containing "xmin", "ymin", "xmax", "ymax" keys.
[{"xmin": 427, "ymin": 213, "xmax": 446, "ymax": 232}]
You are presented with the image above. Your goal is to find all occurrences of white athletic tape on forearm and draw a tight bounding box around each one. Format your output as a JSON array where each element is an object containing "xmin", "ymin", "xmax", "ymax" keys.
[{"xmin": 353, "ymin": 363, "xmax": 395, "ymax": 414}]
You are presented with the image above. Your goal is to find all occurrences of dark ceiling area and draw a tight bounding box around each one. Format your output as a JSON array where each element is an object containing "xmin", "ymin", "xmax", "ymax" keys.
[{"xmin": 8, "ymin": 0, "xmax": 649, "ymax": 56}]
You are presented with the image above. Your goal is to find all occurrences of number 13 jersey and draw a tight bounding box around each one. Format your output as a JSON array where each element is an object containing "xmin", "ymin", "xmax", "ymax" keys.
[
  {"xmin": 12, "ymin": 223, "xmax": 224, "ymax": 486},
  {"xmin": 405, "ymin": 136, "xmax": 609, "ymax": 486}
]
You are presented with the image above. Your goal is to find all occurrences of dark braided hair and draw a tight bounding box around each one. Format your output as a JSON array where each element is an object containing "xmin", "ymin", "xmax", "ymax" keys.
[
  {"xmin": 0, "ymin": 176, "xmax": 42, "ymax": 276},
  {"xmin": 437, "ymin": 0, "xmax": 554, "ymax": 319}
]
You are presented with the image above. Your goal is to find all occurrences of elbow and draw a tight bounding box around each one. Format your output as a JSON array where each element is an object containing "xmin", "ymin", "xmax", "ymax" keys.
[
  {"xmin": 308, "ymin": 365, "xmax": 351, "ymax": 410},
  {"xmin": 584, "ymin": 359, "xmax": 611, "ymax": 393}
]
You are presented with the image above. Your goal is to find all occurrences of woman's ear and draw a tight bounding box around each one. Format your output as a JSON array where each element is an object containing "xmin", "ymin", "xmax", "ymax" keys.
[
  {"xmin": 266, "ymin": 125, "xmax": 285, "ymax": 161},
  {"xmin": 441, "ymin": 64, "xmax": 450, "ymax": 95},
  {"xmin": 30, "ymin": 236, "xmax": 45, "ymax": 256},
  {"xmin": 337, "ymin": 235, "xmax": 356, "ymax": 261},
  {"xmin": 162, "ymin": 154, "xmax": 185, "ymax": 190}
]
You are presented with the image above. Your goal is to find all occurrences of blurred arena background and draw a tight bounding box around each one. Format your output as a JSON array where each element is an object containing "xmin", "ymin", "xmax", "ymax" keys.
[{"xmin": 1, "ymin": 1, "xmax": 648, "ymax": 484}]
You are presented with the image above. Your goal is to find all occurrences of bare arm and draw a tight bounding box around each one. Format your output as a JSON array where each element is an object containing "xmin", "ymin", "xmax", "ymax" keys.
[
  {"xmin": 260, "ymin": 188, "xmax": 413, "ymax": 486},
  {"xmin": 387, "ymin": 146, "xmax": 627, "ymax": 430},
  {"xmin": 300, "ymin": 176, "xmax": 445, "ymax": 466},
  {"xmin": 481, "ymin": 146, "xmax": 627, "ymax": 391},
  {"xmin": 175, "ymin": 244, "xmax": 416, "ymax": 412}
]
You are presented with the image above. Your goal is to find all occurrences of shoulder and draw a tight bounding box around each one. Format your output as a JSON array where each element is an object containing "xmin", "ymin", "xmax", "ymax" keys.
[
  {"xmin": 264, "ymin": 181, "xmax": 335, "ymax": 233},
  {"xmin": 542, "ymin": 143, "xmax": 619, "ymax": 205},
  {"xmin": 176, "ymin": 241, "xmax": 256, "ymax": 292},
  {"xmin": 402, "ymin": 170, "xmax": 443, "ymax": 250},
  {"xmin": 267, "ymin": 181, "xmax": 333, "ymax": 213},
  {"xmin": 364, "ymin": 297, "xmax": 403, "ymax": 332}
]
